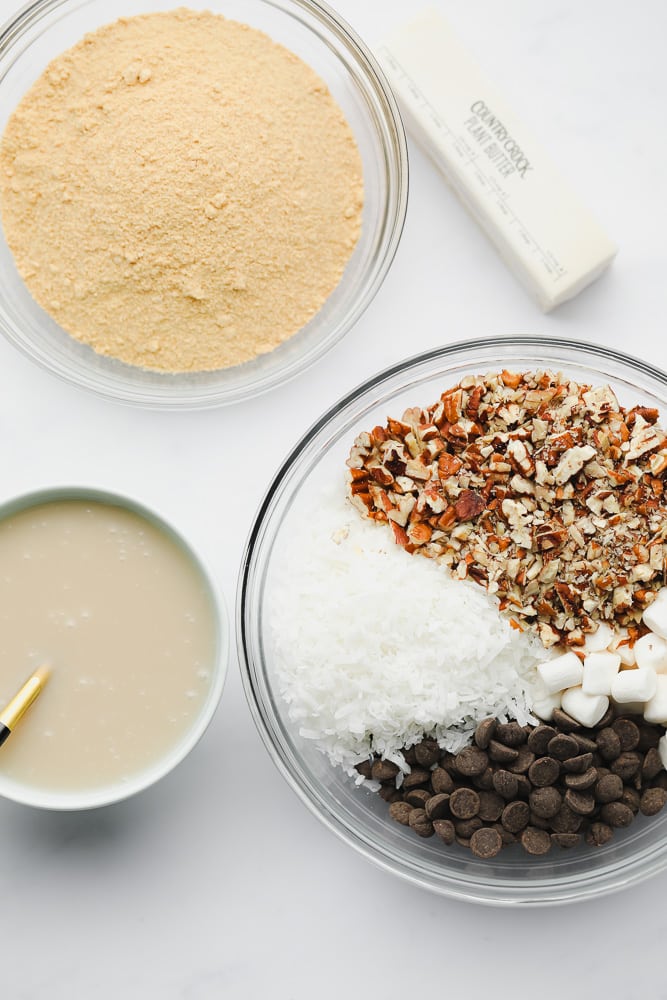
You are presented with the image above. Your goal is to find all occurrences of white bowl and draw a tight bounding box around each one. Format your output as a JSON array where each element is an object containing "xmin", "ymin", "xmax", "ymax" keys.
[{"xmin": 0, "ymin": 486, "xmax": 227, "ymax": 810}]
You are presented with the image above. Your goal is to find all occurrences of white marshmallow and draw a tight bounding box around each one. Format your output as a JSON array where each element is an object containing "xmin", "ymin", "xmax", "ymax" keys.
[
  {"xmin": 537, "ymin": 652, "xmax": 583, "ymax": 695},
  {"xmin": 611, "ymin": 667, "xmax": 657, "ymax": 704},
  {"xmin": 659, "ymin": 733, "xmax": 667, "ymax": 772},
  {"xmin": 643, "ymin": 675, "xmax": 667, "ymax": 725},
  {"xmin": 583, "ymin": 622, "xmax": 615, "ymax": 653},
  {"xmin": 581, "ymin": 651, "xmax": 621, "ymax": 696},
  {"xmin": 615, "ymin": 642, "xmax": 636, "ymax": 667},
  {"xmin": 561, "ymin": 687, "xmax": 609, "ymax": 728},
  {"xmin": 531, "ymin": 690, "xmax": 562, "ymax": 721},
  {"xmin": 609, "ymin": 628, "xmax": 636, "ymax": 666},
  {"xmin": 643, "ymin": 589, "xmax": 667, "ymax": 639},
  {"xmin": 634, "ymin": 632, "xmax": 667, "ymax": 673}
]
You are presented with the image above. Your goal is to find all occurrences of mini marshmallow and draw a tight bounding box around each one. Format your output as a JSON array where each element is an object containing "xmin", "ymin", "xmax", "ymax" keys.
[
  {"xmin": 537, "ymin": 652, "xmax": 583, "ymax": 695},
  {"xmin": 583, "ymin": 622, "xmax": 615, "ymax": 653},
  {"xmin": 643, "ymin": 675, "xmax": 667, "ymax": 725},
  {"xmin": 634, "ymin": 632, "xmax": 667, "ymax": 673},
  {"xmin": 561, "ymin": 687, "xmax": 609, "ymax": 728},
  {"xmin": 609, "ymin": 628, "xmax": 636, "ymax": 666},
  {"xmin": 659, "ymin": 733, "xmax": 667, "ymax": 772},
  {"xmin": 643, "ymin": 589, "xmax": 667, "ymax": 639},
  {"xmin": 611, "ymin": 667, "xmax": 657, "ymax": 704},
  {"xmin": 581, "ymin": 650, "xmax": 621, "ymax": 696},
  {"xmin": 531, "ymin": 689, "xmax": 562, "ymax": 721}
]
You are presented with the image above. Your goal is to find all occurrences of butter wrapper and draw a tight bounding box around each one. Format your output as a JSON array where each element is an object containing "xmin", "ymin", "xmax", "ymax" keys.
[{"xmin": 377, "ymin": 9, "xmax": 617, "ymax": 311}]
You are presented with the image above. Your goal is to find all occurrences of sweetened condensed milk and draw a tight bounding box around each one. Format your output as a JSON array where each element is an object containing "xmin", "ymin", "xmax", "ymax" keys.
[{"xmin": 0, "ymin": 495, "xmax": 218, "ymax": 796}]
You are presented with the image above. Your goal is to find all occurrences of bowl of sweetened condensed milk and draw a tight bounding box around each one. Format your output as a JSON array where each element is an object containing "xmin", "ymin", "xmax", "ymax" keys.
[{"xmin": 0, "ymin": 488, "xmax": 226, "ymax": 810}]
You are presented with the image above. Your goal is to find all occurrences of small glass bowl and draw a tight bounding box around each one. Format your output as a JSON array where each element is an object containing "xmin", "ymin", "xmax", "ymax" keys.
[
  {"xmin": 238, "ymin": 335, "xmax": 667, "ymax": 905},
  {"xmin": 0, "ymin": 0, "xmax": 407, "ymax": 408}
]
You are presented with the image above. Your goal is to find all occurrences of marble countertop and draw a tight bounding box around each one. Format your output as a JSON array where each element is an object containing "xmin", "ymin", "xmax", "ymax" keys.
[{"xmin": 0, "ymin": 1, "xmax": 665, "ymax": 997}]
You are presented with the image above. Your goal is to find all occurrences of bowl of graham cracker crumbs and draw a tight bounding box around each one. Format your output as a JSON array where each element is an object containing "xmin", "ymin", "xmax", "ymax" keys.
[{"xmin": 0, "ymin": 0, "xmax": 407, "ymax": 408}]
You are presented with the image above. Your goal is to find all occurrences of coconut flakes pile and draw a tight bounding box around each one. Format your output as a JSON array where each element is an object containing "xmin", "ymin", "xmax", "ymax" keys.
[{"xmin": 269, "ymin": 484, "xmax": 550, "ymax": 779}]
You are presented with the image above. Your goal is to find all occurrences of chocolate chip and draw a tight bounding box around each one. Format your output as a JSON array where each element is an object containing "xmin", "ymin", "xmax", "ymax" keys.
[
  {"xmin": 449, "ymin": 787, "xmax": 480, "ymax": 819},
  {"xmin": 455, "ymin": 746, "xmax": 489, "ymax": 777},
  {"xmin": 585, "ymin": 822, "xmax": 613, "ymax": 846},
  {"xmin": 455, "ymin": 817, "xmax": 483, "ymax": 838},
  {"xmin": 551, "ymin": 832, "xmax": 581, "ymax": 849},
  {"xmin": 414, "ymin": 738, "xmax": 440, "ymax": 768},
  {"xmin": 520, "ymin": 826, "xmax": 552, "ymax": 855},
  {"xmin": 388, "ymin": 801, "xmax": 413, "ymax": 825},
  {"xmin": 564, "ymin": 766, "xmax": 598, "ymax": 791},
  {"xmin": 425, "ymin": 793, "xmax": 450, "ymax": 820},
  {"xmin": 596, "ymin": 728, "xmax": 621, "ymax": 762},
  {"xmin": 595, "ymin": 773, "xmax": 623, "ymax": 803},
  {"xmin": 642, "ymin": 747, "xmax": 663, "ymax": 781},
  {"xmin": 529, "ymin": 786, "xmax": 562, "ymax": 819},
  {"xmin": 530, "ymin": 812, "xmax": 554, "ymax": 831},
  {"xmin": 470, "ymin": 827, "xmax": 503, "ymax": 859},
  {"xmin": 562, "ymin": 752, "xmax": 594, "ymax": 774},
  {"xmin": 488, "ymin": 740, "xmax": 520, "ymax": 764},
  {"xmin": 378, "ymin": 786, "xmax": 402, "ymax": 803},
  {"xmin": 573, "ymin": 733, "xmax": 598, "ymax": 754},
  {"xmin": 552, "ymin": 708, "xmax": 580, "ymax": 733},
  {"xmin": 596, "ymin": 705, "xmax": 616, "ymax": 729},
  {"xmin": 495, "ymin": 722, "xmax": 526, "ymax": 747},
  {"xmin": 402, "ymin": 746, "xmax": 418, "ymax": 766},
  {"xmin": 433, "ymin": 819, "xmax": 455, "ymax": 844},
  {"xmin": 408, "ymin": 808, "xmax": 434, "ymax": 837},
  {"xmin": 548, "ymin": 733, "xmax": 580, "ymax": 761},
  {"xmin": 477, "ymin": 790, "xmax": 505, "ymax": 822},
  {"xmin": 507, "ymin": 746, "xmax": 536, "ymax": 774},
  {"xmin": 492, "ymin": 770, "xmax": 518, "ymax": 799},
  {"xmin": 474, "ymin": 717, "xmax": 496, "ymax": 749},
  {"xmin": 610, "ymin": 751, "xmax": 642, "ymax": 781},
  {"xmin": 550, "ymin": 804, "xmax": 583, "ymax": 834},
  {"xmin": 640, "ymin": 787, "xmax": 667, "ymax": 816},
  {"xmin": 492, "ymin": 822, "xmax": 516, "ymax": 846},
  {"xmin": 621, "ymin": 787, "xmax": 641, "ymax": 813},
  {"xmin": 472, "ymin": 767, "xmax": 495, "ymax": 791},
  {"xmin": 501, "ymin": 800, "xmax": 530, "ymax": 833},
  {"xmin": 600, "ymin": 802, "xmax": 634, "ymax": 828},
  {"xmin": 528, "ymin": 756, "xmax": 560, "ymax": 787},
  {"xmin": 527, "ymin": 725, "xmax": 557, "ymax": 755},
  {"xmin": 371, "ymin": 759, "xmax": 400, "ymax": 782},
  {"xmin": 455, "ymin": 836, "xmax": 471, "ymax": 849},
  {"xmin": 612, "ymin": 718, "xmax": 640, "ymax": 752},
  {"xmin": 404, "ymin": 788, "xmax": 431, "ymax": 808},
  {"xmin": 564, "ymin": 789, "xmax": 596, "ymax": 816},
  {"xmin": 402, "ymin": 769, "xmax": 432, "ymax": 790},
  {"xmin": 431, "ymin": 767, "xmax": 454, "ymax": 795},
  {"xmin": 355, "ymin": 760, "xmax": 373, "ymax": 779}
]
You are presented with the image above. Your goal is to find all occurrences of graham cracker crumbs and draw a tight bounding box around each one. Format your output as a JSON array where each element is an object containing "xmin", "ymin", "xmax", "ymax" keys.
[{"xmin": 0, "ymin": 9, "xmax": 363, "ymax": 373}]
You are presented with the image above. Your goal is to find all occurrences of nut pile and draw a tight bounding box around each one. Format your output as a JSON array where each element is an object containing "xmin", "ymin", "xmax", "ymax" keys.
[
  {"xmin": 347, "ymin": 371, "xmax": 667, "ymax": 646},
  {"xmin": 361, "ymin": 709, "xmax": 667, "ymax": 859}
]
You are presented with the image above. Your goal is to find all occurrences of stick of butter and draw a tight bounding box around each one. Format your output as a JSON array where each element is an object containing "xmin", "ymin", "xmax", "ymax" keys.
[{"xmin": 377, "ymin": 9, "xmax": 617, "ymax": 311}]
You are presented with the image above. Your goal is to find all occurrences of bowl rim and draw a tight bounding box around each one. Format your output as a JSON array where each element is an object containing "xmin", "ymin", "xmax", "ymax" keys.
[
  {"xmin": 0, "ymin": 0, "xmax": 409, "ymax": 409},
  {"xmin": 237, "ymin": 334, "xmax": 667, "ymax": 905},
  {"xmin": 0, "ymin": 485, "xmax": 228, "ymax": 811}
]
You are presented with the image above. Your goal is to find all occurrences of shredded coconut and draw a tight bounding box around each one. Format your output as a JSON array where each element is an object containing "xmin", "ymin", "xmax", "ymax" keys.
[{"xmin": 269, "ymin": 483, "xmax": 549, "ymax": 778}]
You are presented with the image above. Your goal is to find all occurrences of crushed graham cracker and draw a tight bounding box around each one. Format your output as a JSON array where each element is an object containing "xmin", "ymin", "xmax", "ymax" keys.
[{"xmin": 0, "ymin": 9, "xmax": 363, "ymax": 373}]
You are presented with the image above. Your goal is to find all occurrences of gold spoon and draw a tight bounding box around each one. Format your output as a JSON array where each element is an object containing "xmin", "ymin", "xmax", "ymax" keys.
[{"xmin": 0, "ymin": 666, "xmax": 50, "ymax": 746}]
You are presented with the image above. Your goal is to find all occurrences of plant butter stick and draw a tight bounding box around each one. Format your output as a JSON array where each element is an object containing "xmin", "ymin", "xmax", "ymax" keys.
[{"xmin": 377, "ymin": 9, "xmax": 617, "ymax": 311}]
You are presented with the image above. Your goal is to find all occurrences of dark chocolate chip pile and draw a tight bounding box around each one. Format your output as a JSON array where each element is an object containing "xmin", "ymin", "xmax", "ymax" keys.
[{"xmin": 357, "ymin": 708, "xmax": 667, "ymax": 859}]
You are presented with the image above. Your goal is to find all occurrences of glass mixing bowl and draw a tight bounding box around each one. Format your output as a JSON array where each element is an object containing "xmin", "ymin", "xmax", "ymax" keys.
[
  {"xmin": 0, "ymin": 0, "xmax": 407, "ymax": 408},
  {"xmin": 238, "ymin": 335, "xmax": 667, "ymax": 905}
]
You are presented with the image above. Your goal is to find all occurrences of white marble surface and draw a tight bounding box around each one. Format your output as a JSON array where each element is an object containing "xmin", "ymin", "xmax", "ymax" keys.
[{"xmin": 0, "ymin": 1, "xmax": 665, "ymax": 996}]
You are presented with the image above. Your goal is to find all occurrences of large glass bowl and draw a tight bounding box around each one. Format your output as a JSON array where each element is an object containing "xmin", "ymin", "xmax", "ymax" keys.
[
  {"xmin": 238, "ymin": 335, "xmax": 667, "ymax": 906},
  {"xmin": 0, "ymin": 0, "xmax": 407, "ymax": 408}
]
